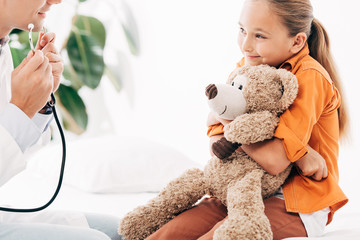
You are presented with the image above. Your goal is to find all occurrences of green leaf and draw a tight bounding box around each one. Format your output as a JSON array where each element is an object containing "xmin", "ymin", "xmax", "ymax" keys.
[
  {"xmin": 121, "ymin": 25, "xmax": 139, "ymax": 56},
  {"xmin": 120, "ymin": 1, "xmax": 140, "ymax": 56},
  {"xmin": 74, "ymin": 15, "xmax": 106, "ymax": 49},
  {"xmin": 79, "ymin": 0, "xmax": 87, "ymax": 2},
  {"xmin": 105, "ymin": 66, "xmax": 122, "ymax": 92},
  {"xmin": 9, "ymin": 46, "xmax": 28, "ymax": 68},
  {"xmin": 57, "ymin": 84, "xmax": 88, "ymax": 133},
  {"xmin": 66, "ymin": 29, "xmax": 105, "ymax": 89},
  {"xmin": 9, "ymin": 30, "xmax": 39, "ymax": 68},
  {"xmin": 63, "ymin": 64, "xmax": 84, "ymax": 90}
]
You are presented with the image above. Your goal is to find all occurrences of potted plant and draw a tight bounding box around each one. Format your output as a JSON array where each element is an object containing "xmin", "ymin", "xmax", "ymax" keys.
[{"xmin": 9, "ymin": 0, "xmax": 140, "ymax": 134}]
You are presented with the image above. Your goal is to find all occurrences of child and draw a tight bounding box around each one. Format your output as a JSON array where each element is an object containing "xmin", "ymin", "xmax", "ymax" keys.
[{"xmin": 145, "ymin": 0, "xmax": 348, "ymax": 239}]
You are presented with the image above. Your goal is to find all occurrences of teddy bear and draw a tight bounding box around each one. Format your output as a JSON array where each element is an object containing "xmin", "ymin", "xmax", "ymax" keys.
[{"xmin": 118, "ymin": 64, "xmax": 298, "ymax": 240}]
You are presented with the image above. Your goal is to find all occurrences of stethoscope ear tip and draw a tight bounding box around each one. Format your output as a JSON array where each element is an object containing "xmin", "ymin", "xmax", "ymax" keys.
[
  {"xmin": 28, "ymin": 23, "xmax": 34, "ymax": 31},
  {"xmin": 28, "ymin": 23, "xmax": 35, "ymax": 51}
]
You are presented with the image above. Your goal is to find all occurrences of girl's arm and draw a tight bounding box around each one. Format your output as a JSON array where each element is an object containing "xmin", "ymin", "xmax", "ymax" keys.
[
  {"xmin": 241, "ymin": 138, "xmax": 290, "ymax": 175},
  {"xmin": 241, "ymin": 139, "xmax": 328, "ymax": 180},
  {"xmin": 213, "ymin": 117, "xmax": 328, "ymax": 180}
]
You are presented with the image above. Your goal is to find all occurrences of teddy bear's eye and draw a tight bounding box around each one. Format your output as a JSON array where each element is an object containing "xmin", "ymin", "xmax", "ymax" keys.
[
  {"xmin": 231, "ymin": 82, "xmax": 235, "ymax": 86},
  {"xmin": 238, "ymin": 85, "xmax": 243, "ymax": 90}
]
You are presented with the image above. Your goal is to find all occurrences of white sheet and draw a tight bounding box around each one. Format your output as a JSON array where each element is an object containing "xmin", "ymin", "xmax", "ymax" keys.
[
  {"xmin": 0, "ymin": 170, "xmax": 156, "ymax": 217},
  {"xmin": 0, "ymin": 161, "xmax": 359, "ymax": 239}
]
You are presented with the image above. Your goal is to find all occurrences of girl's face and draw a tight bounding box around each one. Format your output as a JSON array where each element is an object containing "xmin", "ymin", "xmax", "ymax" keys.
[
  {"xmin": 238, "ymin": 0, "xmax": 296, "ymax": 67},
  {"xmin": 3, "ymin": 0, "xmax": 62, "ymax": 32}
]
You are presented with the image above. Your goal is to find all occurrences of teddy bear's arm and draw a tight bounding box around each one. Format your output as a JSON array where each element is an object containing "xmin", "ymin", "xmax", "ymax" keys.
[{"xmin": 224, "ymin": 111, "xmax": 279, "ymax": 145}]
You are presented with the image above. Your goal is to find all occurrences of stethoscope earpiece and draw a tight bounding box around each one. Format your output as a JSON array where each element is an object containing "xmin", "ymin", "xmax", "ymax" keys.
[{"xmin": 28, "ymin": 23, "xmax": 35, "ymax": 51}]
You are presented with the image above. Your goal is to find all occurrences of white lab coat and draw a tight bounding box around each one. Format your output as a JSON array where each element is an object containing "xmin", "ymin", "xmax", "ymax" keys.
[
  {"xmin": 0, "ymin": 125, "xmax": 26, "ymax": 187},
  {"xmin": 0, "ymin": 44, "xmax": 28, "ymax": 186},
  {"xmin": 0, "ymin": 42, "xmax": 88, "ymax": 227}
]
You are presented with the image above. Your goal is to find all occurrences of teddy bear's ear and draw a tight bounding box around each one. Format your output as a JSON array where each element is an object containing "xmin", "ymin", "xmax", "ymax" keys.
[{"xmin": 276, "ymin": 69, "xmax": 299, "ymax": 113}]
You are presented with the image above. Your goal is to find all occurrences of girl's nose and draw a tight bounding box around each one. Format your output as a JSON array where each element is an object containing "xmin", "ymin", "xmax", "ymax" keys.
[{"xmin": 242, "ymin": 36, "xmax": 253, "ymax": 52}]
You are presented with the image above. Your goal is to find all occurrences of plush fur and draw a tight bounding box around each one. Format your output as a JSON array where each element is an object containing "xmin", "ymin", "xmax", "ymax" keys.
[{"xmin": 119, "ymin": 64, "xmax": 298, "ymax": 240}]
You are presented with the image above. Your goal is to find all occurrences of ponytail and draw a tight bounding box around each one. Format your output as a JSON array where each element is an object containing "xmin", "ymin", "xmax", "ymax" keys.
[{"xmin": 308, "ymin": 18, "xmax": 349, "ymax": 139}]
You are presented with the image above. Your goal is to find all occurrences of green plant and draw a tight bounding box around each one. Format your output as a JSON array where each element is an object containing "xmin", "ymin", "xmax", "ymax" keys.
[{"xmin": 9, "ymin": 0, "xmax": 139, "ymax": 134}]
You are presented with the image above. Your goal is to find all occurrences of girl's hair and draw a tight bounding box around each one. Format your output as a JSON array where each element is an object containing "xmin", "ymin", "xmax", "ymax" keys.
[{"xmin": 263, "ymin": 0, "xmax": 349, "ymax": 139}]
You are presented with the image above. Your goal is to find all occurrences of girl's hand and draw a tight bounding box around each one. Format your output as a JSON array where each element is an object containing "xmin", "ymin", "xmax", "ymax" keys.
[
  {"xmin": 295, "ymin": 145, "xmax": 328, "ymax": 181},
  {"xmin": 10, "ymin": 50, "xmax": 53, "ymax": 118},
  {"xmin": 36, "ymin": 32, "xmax": 63, "ymax": 93}
]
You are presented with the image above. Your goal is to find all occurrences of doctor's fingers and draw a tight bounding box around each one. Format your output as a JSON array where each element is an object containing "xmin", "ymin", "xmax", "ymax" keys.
[
  {"xmin": 51, "ymin": 63, "xmax": 62, "ymax": 92},
  {"xmin": 15, "ymin": 50, "xmax": 44, "ymax": 74},
  {"xmin": 45, "ymin": 52, "xmax": 63, "ymax": 74},
  {"xmin": 41, "ymin": 42, "xmax": 59, "ymax": 56},
  {"xmin": 36, "ymin": 32, "xmax": 56, "ymax": 50},
  {"xmin": 34, "ymin": 57, "xmax": 53, "ymax": 85},
  {"xmin": 26, "ymin": 51, "xmax": 47, "ymax": 73},
  {"xmin": 35, "ymin": 56, "xmax": 50, "ymax": 73},
  {"xmin": 45, "ymin": 52, "xmax": 63, "ymax": 64},
  {"xmin": 38, "ymin": 62, "xmax": 53, "ymax": 92},
  {"xmin": 25, "ymin": 59, "xmax": 53, "ymax": 98},
  {"xmin": 44, "ymin": 52, "xmax": 63, "ymax": 91}
]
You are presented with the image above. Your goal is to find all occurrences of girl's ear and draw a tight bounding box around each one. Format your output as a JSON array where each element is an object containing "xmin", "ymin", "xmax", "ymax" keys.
[{"xmin": 290, "ymin": 32, "xmax": 307, "ymax": 54}]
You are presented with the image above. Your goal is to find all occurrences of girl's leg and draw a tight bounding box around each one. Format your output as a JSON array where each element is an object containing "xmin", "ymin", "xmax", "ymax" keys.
[
  {"xmin": 0, "ymin": 222, "xmax": 110, "ymax": 240},
  {"xmin": 263, "ymin": 197, "xmax": 307, "ymax": 240},
  {"xmin": 145, "ymin": 197, "xmax": 227, "ymax": 240},
  {"xmin": 197, "ymin": 196, "xmax": 307, "ymax": 240},
  {"xmin": 197, "ymin": 217, "xmax": 227, "ymax": 240},
  {"xmin": 85, "ymin": 213, "xmax": 122, "ymax": 240}
]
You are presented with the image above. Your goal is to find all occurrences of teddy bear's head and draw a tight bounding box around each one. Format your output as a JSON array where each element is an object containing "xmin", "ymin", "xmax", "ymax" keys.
[{"xmin": 206, "ymin": 64, "xmax": 298, "ymax": 120}]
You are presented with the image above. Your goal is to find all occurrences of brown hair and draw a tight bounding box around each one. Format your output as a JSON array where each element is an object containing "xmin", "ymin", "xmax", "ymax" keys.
[{"xmin": 262, "ymin": 0, "xmax": 349, "ymax": 138}]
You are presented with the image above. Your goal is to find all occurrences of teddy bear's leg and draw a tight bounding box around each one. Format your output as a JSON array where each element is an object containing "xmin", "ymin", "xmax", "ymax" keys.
[
  {"xmin": 213, "ymin": 169, "xmax": 272, "ymax": 240},
  {"xmin": 119, "ymin": 168, "xmax": 206, "ymax": 240}
]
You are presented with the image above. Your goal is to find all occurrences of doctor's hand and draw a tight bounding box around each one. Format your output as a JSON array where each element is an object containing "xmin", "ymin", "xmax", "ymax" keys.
[
  {"xmin": 36, "ymin": 32, "xmax": 63, "ymax": 93},
  {"xmin": 10, "ymin": 50, "xmax": 53, "ymax": 119},
  {"xmin": 295, "ymin": 145, "xmax": 328, "ymax": 181}
]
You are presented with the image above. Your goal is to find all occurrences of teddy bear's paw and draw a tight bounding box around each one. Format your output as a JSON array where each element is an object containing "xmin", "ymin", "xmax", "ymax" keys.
[
  {"xmin": 212, "ymin": 137, "xmax": 241, "ymax": 160},
  {"xmin": 119, "ymin": 206, "xmax": 165, "ymax": 240},
  {"xmin": 213, "ymin": 217, "xmax": 272, "ymax": 240}
]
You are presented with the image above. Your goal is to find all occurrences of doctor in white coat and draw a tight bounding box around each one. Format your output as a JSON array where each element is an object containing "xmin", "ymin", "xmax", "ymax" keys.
[{"xmin": 0, "ymin": 1, "xmax": 122, "ymax": 239}]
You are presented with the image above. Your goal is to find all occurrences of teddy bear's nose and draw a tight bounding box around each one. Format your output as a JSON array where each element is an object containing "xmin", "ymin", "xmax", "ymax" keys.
[{"xmin": 205, "ymin": 84, "xmax": 218, "ymax": 100}]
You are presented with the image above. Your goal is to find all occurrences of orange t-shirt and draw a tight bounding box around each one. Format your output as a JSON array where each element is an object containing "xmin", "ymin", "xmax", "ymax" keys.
[{"xmin": 207, "ymin": 44, "xmax": 348, "ymax": 224}]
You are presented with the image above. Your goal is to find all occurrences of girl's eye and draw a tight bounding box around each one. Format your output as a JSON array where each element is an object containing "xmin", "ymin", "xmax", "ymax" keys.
[
  {"xmin": 256, "ymin": 34, "xmax": 265, "ymax": 39},
  {"xmin": 239, "ymin": 85, "xmax": 243, "ymax": 90}
]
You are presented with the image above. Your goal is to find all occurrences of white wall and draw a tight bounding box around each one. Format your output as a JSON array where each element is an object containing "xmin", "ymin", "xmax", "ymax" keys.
[{"xmin": 48, "ymin": 0, "xmax": 359, "ymax": 179}]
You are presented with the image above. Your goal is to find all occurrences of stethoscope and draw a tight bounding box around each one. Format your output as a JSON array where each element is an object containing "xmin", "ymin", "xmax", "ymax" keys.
[{"xmin": 0, "ymin": 24, "xmax": 67, "ymax": 213}]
